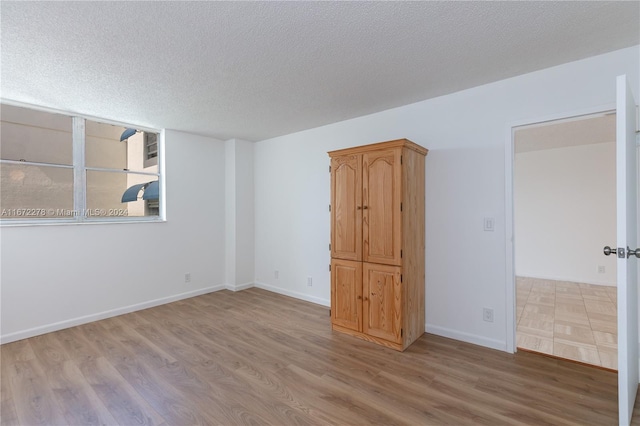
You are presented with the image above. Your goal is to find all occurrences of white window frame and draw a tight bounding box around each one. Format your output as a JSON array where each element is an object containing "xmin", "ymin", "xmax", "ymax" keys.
[{"xmin": 0, "ymin": 101, "xmax": 166, "ymax": 226}]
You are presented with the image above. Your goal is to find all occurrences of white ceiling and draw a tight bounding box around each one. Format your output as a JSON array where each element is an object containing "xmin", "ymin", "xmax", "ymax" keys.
[
  {"xmin": 1, "ymin": 1, "xmax": 638, "ymax": 142},
  {"xmin": 514, "ymin": 113, "xmax": 616, "ymax": 153}
]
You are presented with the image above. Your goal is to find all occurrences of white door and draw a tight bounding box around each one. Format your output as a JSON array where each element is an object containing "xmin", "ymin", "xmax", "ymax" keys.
[{"xmin": 615, "ymin": 74, "xmax": 639, "ymax": 426}]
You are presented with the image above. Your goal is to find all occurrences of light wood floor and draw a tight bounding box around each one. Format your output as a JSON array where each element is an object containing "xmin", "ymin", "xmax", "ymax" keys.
[
  {"xmin": 1, "ymin": 287, "xmax": 636, "ymax": 425},
  {"xmin": 516, "ymin": 277, "xmax": 617, "ymax": 369}
]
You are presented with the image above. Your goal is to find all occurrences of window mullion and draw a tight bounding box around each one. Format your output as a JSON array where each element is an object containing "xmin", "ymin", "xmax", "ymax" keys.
[{"xmin": 72, "ymin": 117, "xmax": 86, "ymax": 221}]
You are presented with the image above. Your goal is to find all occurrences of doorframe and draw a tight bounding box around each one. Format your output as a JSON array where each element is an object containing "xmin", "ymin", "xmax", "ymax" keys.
[{"xmin": 504, "ymin": 103, "xmax": 617, "ymax": 353}]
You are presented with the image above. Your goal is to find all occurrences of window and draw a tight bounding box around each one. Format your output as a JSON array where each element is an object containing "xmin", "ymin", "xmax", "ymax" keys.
[
  {"xmin": 0, "ymin": 104, "xmax": 162, "ymax": 224},
  {"xmin": 144, "ymin": 132, "xmax": 158, "ymax": 168}
]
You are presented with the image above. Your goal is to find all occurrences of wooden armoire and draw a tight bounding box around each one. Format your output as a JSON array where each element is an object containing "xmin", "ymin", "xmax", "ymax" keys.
[{"xmin": 328, "ymin": 139, "xmax": 428, "ymax": 351}]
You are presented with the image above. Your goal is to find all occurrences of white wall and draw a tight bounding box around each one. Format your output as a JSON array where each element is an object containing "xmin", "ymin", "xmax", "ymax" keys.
[
  {"xmin": 515, "ymin": 142, "xmax": 617, "ymax": 286},
  {"xmin": 0, "ymin": 130, "xmax": 227, "ymax": 342},
  {"xmin": 225, "ymin": 138, "xmax": 255, "ymax": 290},
  {"xmin": 254, "ymin": 45, "xmax": 640, "ymax": 351}
]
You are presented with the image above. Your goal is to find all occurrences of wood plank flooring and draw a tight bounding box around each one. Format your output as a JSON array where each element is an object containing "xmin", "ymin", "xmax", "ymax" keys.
[{"xmin": 0, "ymin": 287, "xmax": 635, "ymax": 425}]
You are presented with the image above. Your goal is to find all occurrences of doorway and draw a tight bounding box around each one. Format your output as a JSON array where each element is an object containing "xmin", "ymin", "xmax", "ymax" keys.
[{"xmin": 513, "ymin": 112, "xmax": 617, "ymax": 369}]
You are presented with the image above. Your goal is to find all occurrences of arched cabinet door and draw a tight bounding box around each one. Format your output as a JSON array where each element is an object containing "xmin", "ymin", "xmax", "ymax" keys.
[
  {"xmin": 362, "ymin": 149, "xmax": 402, "ymax": 266},
  {"xmin": 331, "ymin": 154, "xmax": 362, "ymax": 261}
]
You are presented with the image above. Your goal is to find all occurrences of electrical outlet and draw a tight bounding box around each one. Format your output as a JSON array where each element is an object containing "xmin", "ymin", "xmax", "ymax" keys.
[
  {"xmin": 597, "ymin": 265, "xmax": 606, "ymax": 274},
  {"xmin": 307, "ymin": 276, "xmax": 313, "ymax": 287},
  {"xmin": 274, "ymin": 270, "xmax": 279, "ymax": 279},
  {"xmin": 483, "ymin": 217, "xmax": 495, "ymax": 232},
  {"xmin": 483, "ymin": 307, "xmax": 494, "ymax": 322},
  {"xmin": 185, "ymin": 273, "xmax": 191, "ymax": 283}
]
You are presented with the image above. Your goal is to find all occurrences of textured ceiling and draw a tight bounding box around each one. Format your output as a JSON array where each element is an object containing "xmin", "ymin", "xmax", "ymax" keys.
[{"xmin": 1, "ymin": 1, "xmax": 638, "ymax": 142}]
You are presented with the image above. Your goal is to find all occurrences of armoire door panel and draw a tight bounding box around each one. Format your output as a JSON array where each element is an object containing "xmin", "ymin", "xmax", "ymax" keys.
[
  {"xmin": 331, "ymin": 259, "xmax": 363, "ymax": 332},
  {"xmin": 363, "ymin": 263, "xmax": 402, "ymax": 343},
  {"xmin": 331, "ymin": 155, "xmax": 362, "ymax": 261},
  {"xmin": 362, "ymin": 150, "xmax": 402, "ymax": 265}
]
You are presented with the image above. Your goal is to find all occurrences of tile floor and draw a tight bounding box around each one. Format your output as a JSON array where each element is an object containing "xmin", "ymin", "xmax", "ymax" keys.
[{"xmin": 516, "ymin": 276, "xmax": 617, "ymax": 370}]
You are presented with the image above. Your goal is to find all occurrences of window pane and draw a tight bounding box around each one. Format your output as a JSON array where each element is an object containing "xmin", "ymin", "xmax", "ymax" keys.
[
  {"xmin": 0, "ymin": 104, "xmax": 72, "ymax": 165},
  {"xmin": 85, "ymin": 120, "xmax": 127, "ymax": 169},
  {"xmin": 85, "ymin": 120, "xmax": 159, "ymax": 172},
  {"xmin": 86, "ymin": 170, "xmax": 159, "ymax": 218},
  {"xmin": 144, "ymin": 132, "xmax": 159, "ymax": 168},
  {"xmin": 0, "ymin": 163, "xmax": 73, "ymax": 218}
]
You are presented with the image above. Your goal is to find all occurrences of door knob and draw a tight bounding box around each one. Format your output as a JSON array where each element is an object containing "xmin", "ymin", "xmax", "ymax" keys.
[
  {"xmin": 604, "ymin": 246, "xmax": 640, "ymax": 258},
  {"xmin": 627, "ymin": 247, "xmax": 640, "ymax": 259}
]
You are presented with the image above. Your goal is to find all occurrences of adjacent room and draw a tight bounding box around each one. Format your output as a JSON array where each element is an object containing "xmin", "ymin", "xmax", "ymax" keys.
[
  {"xmin": 1, "ymin": 1, "xmax": 639, "ymax": 425},
  {"xmin": 514, "ymin": 113, "xmax": 618, "ymax": 369}
]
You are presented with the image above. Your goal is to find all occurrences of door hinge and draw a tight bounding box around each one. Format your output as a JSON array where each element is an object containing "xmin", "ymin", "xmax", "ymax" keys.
[
  {"xmin": 329, "ymin": 309, "xmax": 331, "ymax": 317},
  {"xmin": 329, "ymin": 165, "xmax": 331, "ymax": 173},
  {"xmin": 329, "ymin": 204, "xmax": 331, "ymax": 212},
  {"xmin": 329, "ymin": 264, "xmax": 331, "ymax": 271},
  {"xmin": 401, "ymin": 155, "xmax": 403, "ymax": 165},
  {"xmin": 329, "ymin": 243, "xmax": 331, "ymax": 251},
  {"xmin": 400, "ymin": 274, "xmax": 403, "ymax": 283},
  {"xmin": 400, "ymin": 249, "xmax": 403, "ymax": 258},
  {"xmin": 400, "ymin": 202, "xmax": 403, "ymax": 212}
]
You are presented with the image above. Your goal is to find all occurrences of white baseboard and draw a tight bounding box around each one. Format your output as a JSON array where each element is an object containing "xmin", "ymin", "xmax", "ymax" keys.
[
  {"xmin": 516, "ymin": 273, "xmax": 616, "ymax": 287},
  {"xmin": 225, "ymin": 282, "xmax": 255, "ymax": 292},
  {"xmin": 254, "ymin": 281, "xmax": 330, "ymax": 307},
  {"xmin": 426, "ymin": 323, "xmax": 506, "ymax": 352},
  {"xmin": 0, "ymin": 284, "xmax": 225, "ymax": 344}
]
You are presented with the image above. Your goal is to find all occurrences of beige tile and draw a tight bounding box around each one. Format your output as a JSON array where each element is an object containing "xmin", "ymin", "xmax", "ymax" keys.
[
  {"xmin": 520, "ymin": 310, "xmax": 555, "ymax": 323},
  {"xmin": 555, "ymin": 295, "xmax": 584, "ymax": 305},
  {"xmin": 526, "ymin": 294, "xmax": 555, "ymax": 306},
  {"xmin": 553, "ymin": 323, "xmax": 595, "ymax": 345},
  {"xmin": 598, "ymin": 346, "xmax": 618, "ymax": 370},
  {"xmin": 583, "ymin": 299, "xmax": 616, "ymax": 315},
  {"xmin": 516, "ymin": 296, "xmax": 529, "ymax": 307},
  {"xmin": 593, "ymin": 330, "xmax": 617, "ymax": 349},
  {"xmin": 515, "ymin": 277, "xmax": 617, "ymax": 369},
  {"xmin": 553, "ymin": 341, "xmax": 601, "ymax": 365},
  {"xmin": 524, "ymin": 303, "xmax": 555, "ymax": 316},
  {"xmin": 580, "ymin": 285, "xmax": 612, "ymax": 302},
  {"xmin": 517, "ymin": 332, "xmax": 553, "ymax": 355},
  {"xmin": 530, "ymin": 288, "xmax": 555, "ymax": 297},
  {"xmin": 554, "ymin": 289, "xmax": 582, "ymax": 300},
  {"xmin": 588, "ymin": 312, "xmax": 617, "ymax": 323},
  {"xmin": 589, "ymin": 312, "xmax": 617, "ymax": 334},
  {"xmin": 518, "ymin": 317, "xmax": 554, "ymax": 339},
  {"xmin": 554, "ymin": 311, "xmax": 591, "ymax": 326},
  {"xmin": 589, "ymin": 320, "xmax": 617, "ymax": 335},
  {"xmin": 556, "ymin": 281, "xmax": 581, "ymax": 290},
  {"xmin": 555, "ymin": 303, "xmax": 587, "ymax": 315}
]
